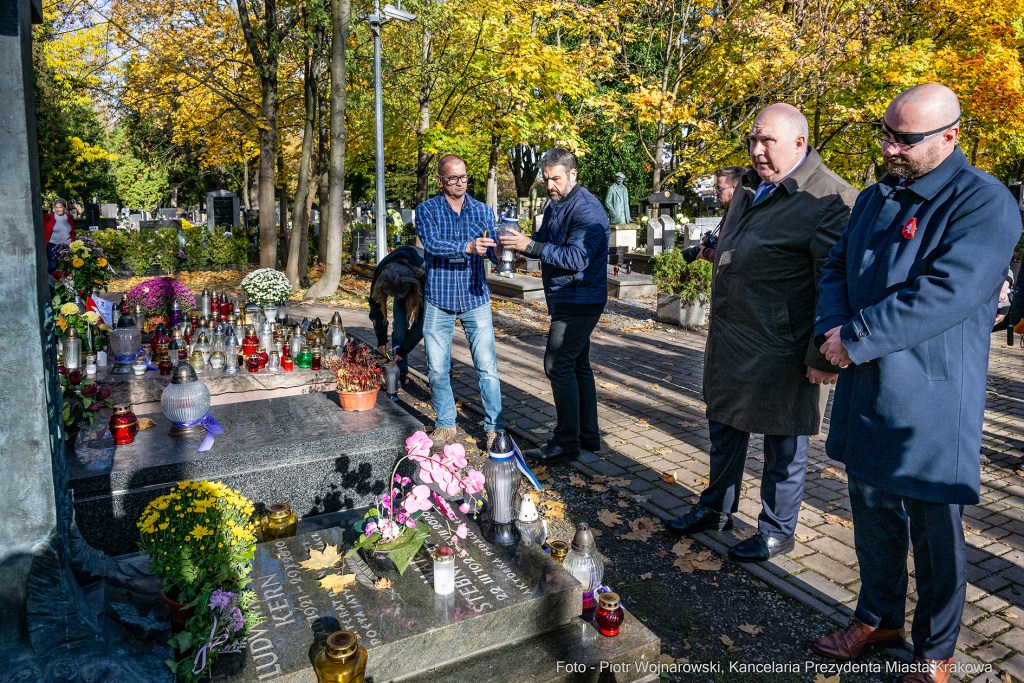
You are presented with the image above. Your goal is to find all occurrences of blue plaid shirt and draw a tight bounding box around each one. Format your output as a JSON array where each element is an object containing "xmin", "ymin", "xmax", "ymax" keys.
[{"xmin": 415, "ymin": 192, "xmax": 496, "ymax": 313}]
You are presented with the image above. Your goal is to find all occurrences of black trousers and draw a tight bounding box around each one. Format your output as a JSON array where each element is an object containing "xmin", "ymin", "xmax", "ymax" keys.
[
  {"xmin": 848, "ymin": 473, "xmax": 965, "ymax": 660},
  {"xmin": 699, "ymin": 420, "xmax": 808, "ymax": 539},
  {"xmin": 545, "ymin": 312, "xmax": 601, "ymax": 449}
]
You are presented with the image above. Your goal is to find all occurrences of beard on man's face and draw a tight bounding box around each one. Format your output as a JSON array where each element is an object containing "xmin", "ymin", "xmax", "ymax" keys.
[{"xmin": 884, "ymin": 144, "xmax": 941, "ymax": 180}]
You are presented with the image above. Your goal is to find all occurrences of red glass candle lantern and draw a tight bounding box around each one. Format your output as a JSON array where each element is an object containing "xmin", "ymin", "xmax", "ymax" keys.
[
  {"xmin": 282, "ymin": 355, "xmax": 294, "ymax": 371},
  {"xmin": 108, "ymin": 404, "xmax": 138, "ymax": 446},
  {"xmin": 119, "ymin": 298, "xmax": 130, "ymax": 316},
  {"xmin": 149, "ymin": 324, "xmax": 171, "ymax": 356},
  {"xmin": 311, "ymin": 349, "xmax": 322, "ymax": 370},
  {"xmin": 258, "ymin": 349, "xmax": 269, "ymax": 368},
  {"xmin": 594, "ymin": 592, "xmax": 624, "ymax": 636},
  {"xmin": 246, "ymin": 352, "xmax": 261, "ymax": 373},
  {"xmin": 219, "ymin": 295, "xmax": 232, "ymax": 318},
  {"xmin": 242, "ymin": 327, "xmax": 259, "ymax": 356}
]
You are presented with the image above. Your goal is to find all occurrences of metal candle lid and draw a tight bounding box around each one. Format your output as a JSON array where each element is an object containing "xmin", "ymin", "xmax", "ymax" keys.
[
  {"xmin": 202, "ymin": 288, "xmax": 210, "ymax": 296},
  {"xmin": 432, "ymin": 546, "xmax": 455, "ymax": 564},
  {"xmin": 326, "ymin": 631, "xmax": 358, "ymax": 659},
  {"xmin": 170, "ymin": 363, "xmax": 199, "ymax": 384},
  {"xmin": 65, "ymin": 326, "xmax": 80, "ymax": 340},
  {"xmin": 519, "ymin": 497, "xmax": 539, "ymax": 522},
  {"xmin": 171, "ymin": 300, "xmax": 181, "ymax": 311},
  {"xmin": 116, "ymin": 313, "xmax": 136, "ymax": 329},
  {"xmin": 267, "ymin": 503, "xmax": 291, "ymax": 519},
  {"xmin": 598, "ymin": 591, "xmax": 620, "ymax": 611},
  {"xmin": 549, "ymin": 540, "xmax": 569, "ymax": 561},
  {"xmin": 571, "ymin": 522, "xmax": 595, "ymax": 552},
  {"xmin": 112, "ymin": 403, "xmax": 133, "ymax": 415}
]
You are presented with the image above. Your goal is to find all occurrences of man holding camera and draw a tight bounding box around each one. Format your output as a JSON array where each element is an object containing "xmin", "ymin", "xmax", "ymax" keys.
[
  {"xmin": 667, "ymin": 103, "xmax": 858, "ymax": 563},
  {"xmin": 683, "ymin": 166, "xmax": 745, "ymax": 264}
]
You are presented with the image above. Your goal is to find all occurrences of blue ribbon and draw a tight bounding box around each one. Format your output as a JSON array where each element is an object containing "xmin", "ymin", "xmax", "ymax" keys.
[
  {"xmin": 172, "ymin": 414, "xmax": 223, "ymax": 452},
  {"xmin": 114, "ymin": 348, "xmax": 157, "ymax": 370}
]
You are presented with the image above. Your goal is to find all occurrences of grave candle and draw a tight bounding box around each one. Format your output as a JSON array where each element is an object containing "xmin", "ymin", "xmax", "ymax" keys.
[
  {"xmin": 169, "ymin": 300, "xmax": 182, "ymax": 327},
  {"xmin": 85, "ymin": 352, "xmax": 97, "ymax": 376},
  {"xmin": 432, "ymin": 547, "xmax": 455, "ymax": 595},
  {"xmin": 246, "ymin": 352, "xmax": 261, "ymax": 373},
  {"xmin": 313, "ymin": 631, "xmax": 367, "ymax": 683},
  {"xmin": 267, "ymin": 350, "xmax": 280, "ymax": 372},
  {"xmin": 549, "ymin": 539, "xmax": 569, "ymax": 564},
  {"xmin": 563, "ymin": 522, "xmax": 605, "ymax": 619},
  {"xmin": 200, "ymin": 287, "xmax": 211, "ymax": 317},
  {"xmin": 261, "ymin": 503, "xmax": 298, "ymax": 540},
  {"xmin": 63, "ymin": 327, "xmax": 82, "ymax": 370},
  {"xmin": 108, "ymin": 404, "xmax": 138, "ymax": 446},
  {"xmin": 189, "ymin": 349, "xmax": 205, "ymax": 374},
  {"xmin": 595, "ymin": 592, "xmax": 624, "ymax": 637}
]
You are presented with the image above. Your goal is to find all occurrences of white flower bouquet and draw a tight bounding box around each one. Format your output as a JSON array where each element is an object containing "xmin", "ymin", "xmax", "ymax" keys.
[{"xmin": 240, "ymin": 268, "xmax": 293, "ymax": 305}]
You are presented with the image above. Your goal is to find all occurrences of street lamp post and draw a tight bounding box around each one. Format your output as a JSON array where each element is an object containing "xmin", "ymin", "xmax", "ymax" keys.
[{"xmin": 368, "ymin": 1, "xmax": 415, "ymax": 265}]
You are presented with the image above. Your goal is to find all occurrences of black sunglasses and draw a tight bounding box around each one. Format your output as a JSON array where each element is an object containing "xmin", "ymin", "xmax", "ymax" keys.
[{"xmin": 875, "ymin": 116, "xmax": 961, "ymax": 146}]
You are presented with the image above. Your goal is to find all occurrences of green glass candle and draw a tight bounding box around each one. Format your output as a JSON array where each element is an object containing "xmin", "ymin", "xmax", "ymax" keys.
[{"xmin": 296, "ymin": 349, "xmax": 313, "ymax": 368}]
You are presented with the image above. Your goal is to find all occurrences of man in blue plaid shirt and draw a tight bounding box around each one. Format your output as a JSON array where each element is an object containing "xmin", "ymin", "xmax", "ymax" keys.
[{"xmin": 416, "ymin": 153, "xmax": 503, "ymax": 447}]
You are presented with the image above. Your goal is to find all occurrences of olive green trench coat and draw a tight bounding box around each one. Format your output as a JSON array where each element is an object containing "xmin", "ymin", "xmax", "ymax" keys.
[{"xmin": 703, "ymin": 148, "xmax": 858, "ymax": 435}]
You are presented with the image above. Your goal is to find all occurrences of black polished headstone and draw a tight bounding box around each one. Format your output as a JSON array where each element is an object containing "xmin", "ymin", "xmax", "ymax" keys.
[
  {"xmin": 70, "ymin": 391, "xmax": 424, "ymax": 556},
  {"xmin": 226, "ymin": 511, "xmax": 582, "ymax": 682}
]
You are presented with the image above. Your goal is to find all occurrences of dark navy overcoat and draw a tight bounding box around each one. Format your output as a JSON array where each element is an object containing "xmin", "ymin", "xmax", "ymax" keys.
[{"xmin": 814, "ymin": 148, "xmax": 1022, "ymax": 504}]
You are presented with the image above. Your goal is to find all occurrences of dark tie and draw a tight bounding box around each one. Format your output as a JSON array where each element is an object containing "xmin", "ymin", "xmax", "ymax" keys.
[
  {"xmin": 899, "ymin": 179, "xmax": 915, "ymax": 188},
  {"xmin": 751, "ymin": 183, "xmax": 776, "ymax": 206}
]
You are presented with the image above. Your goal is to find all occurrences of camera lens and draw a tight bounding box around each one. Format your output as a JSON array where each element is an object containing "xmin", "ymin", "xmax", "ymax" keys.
[{"xmin": 681, "ymin": 246, "xmax": 700, "ymax": 264}]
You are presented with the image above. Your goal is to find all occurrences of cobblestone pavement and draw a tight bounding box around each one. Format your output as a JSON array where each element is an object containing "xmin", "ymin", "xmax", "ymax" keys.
[{"xmin": 301, "ymin": 298, "xmax": 1024, "ymax": 682}]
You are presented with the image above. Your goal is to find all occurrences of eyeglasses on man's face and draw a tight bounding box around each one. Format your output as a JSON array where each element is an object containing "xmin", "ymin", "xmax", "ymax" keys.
[
  {"xmin": 873, "ymin": 117, "xmax": 960, "ymax": 151},
  {"xmin": 438, "ymin": 174, "xmax": 469, "ymax": 185}
]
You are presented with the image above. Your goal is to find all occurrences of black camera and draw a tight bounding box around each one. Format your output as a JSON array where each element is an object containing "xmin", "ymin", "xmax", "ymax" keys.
[{"xmin": 682, "ymin": 230, "xmax": 718, "ymax": 263}]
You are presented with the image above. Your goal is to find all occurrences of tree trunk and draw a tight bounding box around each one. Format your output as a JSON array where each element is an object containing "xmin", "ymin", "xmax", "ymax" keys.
[
  {"xmin": 304, "ymin": 0, "xmax": 349, "ymax": 299},
  {"xmin": 300, "ymin": 176, "xmax": 315, "ymax": 284},
  {"xmin": 413, "ymin": 30, "xmax": 434, "ymax": 206},
  {"xmin": 171, "ymin": 186, "xmax": 178, "ymax": 208},
  {"xmin": 258, "ymin": 76, "xmax": 278, "ymax": 268},
  {"xmin": 507, "ymin": 143, "xmax": 538, "ymax": 198},
  {"xmin": 316, "ymin": 25, "xmax": 330, "ymax": 265},
  {"xmin": 242, "ymin": 155, "xmax": 251, "ymax": 210},
  {"xmin": 652, "ymin": 122, "xmax": 665, "ymax": 192},
  {"xmin": 278, "ymin": 151, "xmax": 289, "ymax": 270},
  {"xmin": 485, "ymin": 133, "xmax": 500, "ymax": 218},
  {"xmin": 287, "ymin": 50, "xmax": 317, "ymax": 290}
]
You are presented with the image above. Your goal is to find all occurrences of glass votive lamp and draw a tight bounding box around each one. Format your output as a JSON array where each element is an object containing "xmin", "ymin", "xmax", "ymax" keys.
[
  {"xmin": 108, "ymin": 404, "xmax": 138, "ymax": 445},
  {"xmin": 261, "ymin": 503, "xmax": 298, "ymax": 540},
  {"xmin": 549, "ymin": 539, "xmax": 569, "ymax": 563},
  {"xmin": 63, "ymin": 326, "xmax": 82, "ymax": 370},
  {"xmin": 313, "ymin": 631, "xmax": 367, "ymax": 683},
  {"xmin": 85, "ymin": 352, "xmax": 97, "ymax": 376},
  {"xmin": 246, "ymin": 352, "xmax": 261, "ymax": 373},
  {"xmin": 267, "ymin": 350, "xmax": 280, "ymax": 372},
  {"xmin": 109, "ymin": 314, "xmax": 141, "ymax": 375},
  {"xmin": 563, "ymin": 522, "xmax": 605, "ymax": 618},
  {"xmin": 432, "ymin": 547, "xmax": 455, "ymax": 595},
  {"xmin": 161, "ymin": 363, "xmax": 211, "ymax": 437},
  {"xmin": 595, "ymin": 592, "xmax": 624, "ymax": 637},
  {"xmin": 189, "ymin": 349, "xmax": 205, "ymax": 373}
]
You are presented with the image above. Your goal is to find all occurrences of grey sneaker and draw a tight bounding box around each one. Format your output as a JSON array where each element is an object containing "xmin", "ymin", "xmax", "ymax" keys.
[
  {"xmin": 432, "ymin": 427, "xmax": 457, "ymax": 445},
  {"xmin": 486, "ymin": 431, "xmax": 498, "ymax": 450}
]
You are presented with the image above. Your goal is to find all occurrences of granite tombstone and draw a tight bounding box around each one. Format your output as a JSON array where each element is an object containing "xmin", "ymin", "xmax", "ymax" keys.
[{"xmin": 208, "ymin": 190, "xmax": 241, "ymax": 230}]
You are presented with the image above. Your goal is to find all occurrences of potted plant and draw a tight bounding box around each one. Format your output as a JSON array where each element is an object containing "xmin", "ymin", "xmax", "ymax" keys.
[
  {"xmin": 651, "ymin": 247, "xmax": 712, "ymax": 327},
  {"xmin": 123, "ymin": 276, "xmax": 196, "ymax": 326},
  {"xmin": 346, "ymin": 432, "xmax": 485, "ymax": 574},
  {"xmin": 329, "ymin": 344, "xmax": 384, "ymax": 411},
  {"xmin": 240, "ymin": 268, "xmax": 294, "ymax": 305},
  {"xmin": 136, "ymin": 480, "xmax": 257, "ymax": 632},
  {"xmin": 60, "ymin": 369, "xmax": 112, "ymax": 451}
]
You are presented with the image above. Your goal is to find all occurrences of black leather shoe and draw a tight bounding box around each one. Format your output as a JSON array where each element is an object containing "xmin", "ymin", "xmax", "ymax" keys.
[
  {"xmin": 666, "ymin": 505, "xmax": 733, "ymax": 535},
  {"xmin": 727, "ymin": 531, "xmax": 795, "ymax": 563},
  {"xmin": 580, "ymin": 440, "xmax": 601, "ymax": 452},
  {"xmin": 524, "ymin": 442, "xmax": 580, "ymax": 462}
]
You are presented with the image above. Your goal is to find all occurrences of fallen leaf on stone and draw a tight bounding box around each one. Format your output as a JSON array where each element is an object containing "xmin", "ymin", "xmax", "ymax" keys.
[
  {"xmin": 599, "ymin": 383, "xmax": 618, "ymax": 389},
  {"xmin": 673, "ymin": 557, "xmax": 694, "ymax": 573},
  {"xmin": 300, "ymin": 545, "xmax": 344, "ymax": 571},
  {"xmin": 618, "ymin": 500, "xmax": 630, "ymax": 508},
  {"xmin": 621, "ymin": 517, "xmax": 660, "ymax": 542},
  {"xmin": 589, "ymin": 484, "xmax": 606, "ymax": 493},
  {"xmin": 660, "ymin": 472, "xmax": 677, "ymax": 485},
  {"xmin": 731, "ymin": 528, "xmax": 757, "ymax": 541},
  {"xmin": 598, "ymin": 509, "xmax": 623, "ymax": 527},
  {"xmin": 137, "ymin": 417, "xmax": 156, "ymax": 430},
  {"xmin": 687, "ymin": 496, "xmax": 700, "ymax": 504},
  {"xmin": 649, "ymin": 384, "xmax": 659, "ymax": 390},
  {"xmin": 696, "ymin": 477, "xmax": 710, "ymax": 487},
  {"xmin": 719, "ymin": 635, "xmax": 734, "ymax": 647},
  {"xmin": 796, "ymin": 533, "xmax": 815, "ymax": 542},
  {"xmin": 632, "ymin": 495, "xmax": 649, "ymax": 503},
  {"xmin": 1007, "ymin": 612, "xmax": 1019, "ymax": 619},
  {"xmin": 373, "ymin": 577, "xmax": 392, "ymax": 590},
  {"xmin": 813, "ymin": 675, "xmax": 840, "ymax": 683},
  {"xmin": 592, "ymin": 475, "xmax": 606, "ymax": 483},
  {"xmin": 727, "ymin": 645, "xmax": 743, "ymax": 653},
  {"xmin": 655, "ymin": 448, "xmax": 672, "ymax": 455},
  {"xmin": 820, "ymin": 467, "xmax": 848, "ymax": 482},
  {"xmin": 318, "ymin": 572, "xmax": 356, "ymax": 595},
  {"xmin": 654, "ymin": 549, "xmax": 669, "ymax": 558},
  {"xmin": 636, "ymin": 418, "xmax": 649, "ymax": 427},
  {"xmin": 752, "ymin": 580, "xmax": 768, "ymax": 588},
  {"xmin": 748, "ymin": 453, "xmax": 765, "ymax": 462},
  {"xmin": 531, "ymin": 428, "xmax": 548, "ymax": 434},
  {"xmin": 640, "ymin": 572, "xmax": 653, "ymax": 580},
  {"xmin": 606, "ymin": 477, "xmax": 632, "ymax": 487},
  {"xmin": 454, "ymin": 400, "xmax": 463, "ymax": 408},
  {"xmin": 598, "ymin": 394, "xmax": 617, "ymax": 400},
  {"xmin": 824, "ymin": 513, "xmax": 854, "ymax": 528},
  {"xmin": 738, "ymin": 623, "xmax": 764, "ymax": 636},
  {"xmin": 658, "ymin": 654, "xmax": 675, "ymax": 666},
  {"xmin": 591, "ymin": 529, "xmax": 602, "ymax": 537},
  {"xmin": 671, "ymin": 540, "xmax": 693, "ymax": 556},
  {"xmin": 536, "ymin": 472, "xmax": 551, "ymax": 481},
  {"xmin": 569, "ymin": 475, "xmax": 586, "ymax": 487},
  {"xmin": 963, "ymin": 521, "xmax": 980, "ymax": 535}
]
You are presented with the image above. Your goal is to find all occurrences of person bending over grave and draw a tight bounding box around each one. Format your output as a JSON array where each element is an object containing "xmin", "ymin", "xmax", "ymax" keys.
[
  {"xmin": 415, "ymin": 153, "xmax": 504, "ymax": 448},
  {"xmin": 368, "ymin": 243, "xmax": 426, "ymax": 384},
  {"xmin": 499, "ymin": 148, "xmax": 610, "ymax": 462}
]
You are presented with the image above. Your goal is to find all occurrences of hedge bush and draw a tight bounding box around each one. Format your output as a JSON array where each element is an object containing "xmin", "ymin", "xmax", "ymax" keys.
[{"xmin": 92, "ymin": 227, "xmax": 251, "ymax": 275}]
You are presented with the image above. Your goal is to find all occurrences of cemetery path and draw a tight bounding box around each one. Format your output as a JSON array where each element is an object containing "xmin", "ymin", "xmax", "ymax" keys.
[{"xmin": 292, "ymin": 298, "xmax": 1022, "ymax": 683}]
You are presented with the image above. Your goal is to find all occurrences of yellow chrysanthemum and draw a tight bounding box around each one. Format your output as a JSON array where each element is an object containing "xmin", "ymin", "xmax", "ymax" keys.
[
  {"xmin": 96, "ymin": 258, "xmax": 107, "ymax": 267},
  {"xmin": 71, "ymin": 258, "xmax": 85, "ymax": 268},
  {"xmin": 190, "ymin": 525, "xmax": 212, "ymax": 540},
  {"xmin": 82, "ymin": 312, "xmax": 100, "ymax": 324},
  {"xmin": 158, "ymin": 522, "xmax": 169, "ymax": 531},
  {"xmin": 59, "ymin": 303, "xmax": 79, "ymax": 315},
  {"xmin": 69, "ymin": 240, "xmax": 84, "ymax": 251}
]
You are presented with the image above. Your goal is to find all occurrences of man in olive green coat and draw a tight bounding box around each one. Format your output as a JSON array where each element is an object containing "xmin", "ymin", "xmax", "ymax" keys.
[{"xmin": 667, "ymin": 103, "xmax": 858, "ymax": 563}]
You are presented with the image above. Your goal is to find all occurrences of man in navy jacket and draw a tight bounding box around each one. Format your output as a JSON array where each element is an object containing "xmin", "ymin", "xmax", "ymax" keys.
[
  {"xmin": 500, "ymin": 148, "xmax": 610, "ymax": 461},
  {"xmin": 812, "ymin": 84, "xmax": 1021, "ymax": 683}
]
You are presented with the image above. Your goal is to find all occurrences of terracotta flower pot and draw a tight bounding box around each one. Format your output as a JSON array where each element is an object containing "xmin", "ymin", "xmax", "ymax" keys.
[
  {"xmin": 162, "ymin": 590, "xmax": 195, "ymax": 632},
  {"xmin": 337, "ymin": 389, "xmax": 378, "ymax": 412}
]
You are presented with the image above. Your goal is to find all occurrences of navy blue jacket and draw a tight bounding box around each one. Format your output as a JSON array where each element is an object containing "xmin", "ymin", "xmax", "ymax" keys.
[
  {"xmin": 814, "ymin": 148, "xmax": 1022, "ymax": 504},
  {"xmin": 533, "ymin": 184, "xmax": 610, "ymax": 313},
  {"xmin": 368, "ymin": 246, "xmax": 426, "ymax": 358}
]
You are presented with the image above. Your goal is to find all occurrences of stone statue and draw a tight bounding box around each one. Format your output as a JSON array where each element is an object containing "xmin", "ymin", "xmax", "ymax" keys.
[{"xmin": 604, "ymin": 172, "xmax": 631, "ymax": 225}]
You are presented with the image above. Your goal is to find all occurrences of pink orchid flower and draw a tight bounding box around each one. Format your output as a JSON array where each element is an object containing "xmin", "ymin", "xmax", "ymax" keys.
[
  {"xmin": 365, "ymin": 521, "xmax": 378, "ymax": 536},
  {"xmin": 459, "ymin": 549, "xmax": 468, "ymax": 557},
  {"xmin": 441, "ymin": 442, "xmax": 468, "ymax": 469},
  {"xmin": 464, "ymin": 469, "xmax": 485, "ymax": 494},
  {"xmin": 406, "ymin": 431, "xmax": 433, "ymax": 456},
  {"xmin": 455, "ymin": 523, "xmax": 468, "ymax": 539},
  {"xmin": 459, "ymin": 502, "xmax": 471, "ymax": 514},
  {"xmin": 403, "ymin": 484, "xmax": 433, "ymax": 513}
]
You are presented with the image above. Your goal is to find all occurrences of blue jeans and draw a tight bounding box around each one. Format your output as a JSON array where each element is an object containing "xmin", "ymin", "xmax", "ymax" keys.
[
  {"xmin": 391, "ymin": 299, "xmax": 410, "ymax": 378},
  {"xmin": 423, "ymin": 301, "xmax": 502, "ymax": 432}
]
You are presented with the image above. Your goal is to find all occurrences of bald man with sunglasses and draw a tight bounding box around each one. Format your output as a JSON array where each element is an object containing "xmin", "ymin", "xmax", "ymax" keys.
[{"xmin": 812, "ymin": 84, "xmax": 1022, "ymax": 683}]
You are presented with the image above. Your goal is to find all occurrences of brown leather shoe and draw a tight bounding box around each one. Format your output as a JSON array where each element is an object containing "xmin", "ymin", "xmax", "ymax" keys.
[
  {"xmin": 902, "ymin": 657, "xmax": 954, "ymax": 683},
  {"xmin": 812, "ymin": 619, "xmax": 906, "ymax": 660}
]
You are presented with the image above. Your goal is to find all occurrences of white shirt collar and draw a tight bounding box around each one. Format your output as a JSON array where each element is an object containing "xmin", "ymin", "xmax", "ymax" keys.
[{"xmin": 755, "ymin": 151, "xmax": 808, "ymax": 194}]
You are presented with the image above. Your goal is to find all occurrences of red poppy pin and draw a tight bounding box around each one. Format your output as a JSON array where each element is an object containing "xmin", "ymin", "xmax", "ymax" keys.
[{"xmin": 902, "ymin": 217, "xmax": 917, "ymax": 239}]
